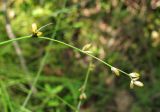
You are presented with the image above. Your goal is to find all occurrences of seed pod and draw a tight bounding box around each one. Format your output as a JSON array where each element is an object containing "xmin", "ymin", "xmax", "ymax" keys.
[
  {"xmin": 82, "ymin": 44, "xmax": 92, "ymax": 51},
  {"xmin": 129, "ymin": 73, "xmax": 140, "ymax": 78},
  {"xmin": 133, "ymin": 81, "xmax": 144, "ymax": 87},
  {"xmin": 111, "ymin": 67, "xmax": 120, "ymax": 76},
  {"xmin": 79, "ymin": 93, "xmax": 87, "ymax": 100}
]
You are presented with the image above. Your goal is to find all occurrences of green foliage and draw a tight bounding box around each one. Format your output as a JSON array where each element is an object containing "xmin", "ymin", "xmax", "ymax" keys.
[{"xmin": 0, "ymin": 0, "xmax": 160, "ymax": 112}]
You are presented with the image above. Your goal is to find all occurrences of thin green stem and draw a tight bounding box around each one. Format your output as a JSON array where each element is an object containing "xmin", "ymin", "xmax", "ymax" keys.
[
  {"xmin": 38, "ymin": 37, "xmax": 129, "ymax": 76},
  {"xmin": 0, "ymin": 35, "xmax": 31, "ymax": 46},
  {"xmin": 37, "ymin": 23, "xmax": 53, "ymax": 32},
  {"xmin": 76, "ymin": 101, "xmax": 82, "ymax": 112},
  {"xmin": 0, "ymin": 80, "xmax": 13, "ymax": 112},
  {"xmin": 0, "ymin": 36, "xmax": 129, "ymax": 76},
  {"xmin": 21, "ymin": 52, "xmax": 49, "ymax": 109},
  {"xmin": 83, "ymin": 62, "xmax": 92, "ymax": 91},
  {"xmin": 76, "ymin": 61, "xmax": 92, "ymax": 112},
  {"xmin": 55, "ymin": 95, "xmax": 77, "ymax": 111}
]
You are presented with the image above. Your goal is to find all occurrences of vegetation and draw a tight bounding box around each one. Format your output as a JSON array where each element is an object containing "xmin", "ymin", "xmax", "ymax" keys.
[{"xmin": 0, "ymin": 0, "xmax": 160, "ymax": 112}]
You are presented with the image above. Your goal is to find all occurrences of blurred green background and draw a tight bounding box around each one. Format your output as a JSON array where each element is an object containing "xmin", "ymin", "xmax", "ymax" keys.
[{"xmin": 0, "ymin": 0, "xmax": 160, "ymax": 112}]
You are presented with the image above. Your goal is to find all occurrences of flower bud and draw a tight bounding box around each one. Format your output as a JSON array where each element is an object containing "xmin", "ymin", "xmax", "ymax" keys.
[
  {"xmin": 82, "ymin": 44, "xmax": 92, "ymax": 51},
  {"xmin": 32, "ymin": 23, "xmax": 37, "ymax": 33},
  {"xmin": 79, "ymin": 93, "xmax": 87, "ymax": 100},
  {"xmin": 129, "ymin": 73, "xmax": 140, "ymax": 78},
  {"xmin": 111, "ymin": 67, "xmax": 120, "ymax": 76},
  {"xmin": 133, "ymin": 81, "xmax": 144, "ymax": 87}
]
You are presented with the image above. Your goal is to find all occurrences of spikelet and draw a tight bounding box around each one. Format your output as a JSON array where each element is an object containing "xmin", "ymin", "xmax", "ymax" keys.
[
  {"xmin": 133, "ymin": 81, "xmax": 144, "ymax": 87},
  {"xmin": 82, "ymin": 44, "xmax": 92, "ymax": 51},
  {"xmin": 79, "ymin": 93, "xmax": 87, "ymax": 100},
  {"xmin": 31, "ymin": 23, "xmax": 42, "ymax": 37},
  {"xmin": 111, "ymin": 67, "xmax": 120, "ymax": 76},
  {"xmin": 129, "ymin": 72, "xmax": 140, "ymax": 78}
]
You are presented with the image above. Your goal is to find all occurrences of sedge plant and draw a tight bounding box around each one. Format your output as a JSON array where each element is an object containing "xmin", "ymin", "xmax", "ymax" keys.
[{"xmin": 0, "ymin": 23, "xmax": 144, "ymax": 111}]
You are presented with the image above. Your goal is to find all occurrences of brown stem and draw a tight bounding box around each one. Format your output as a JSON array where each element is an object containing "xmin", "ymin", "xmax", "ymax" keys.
[{"xmin": 2, "ymin": 0, "xmax": 28, "ymax": 73}]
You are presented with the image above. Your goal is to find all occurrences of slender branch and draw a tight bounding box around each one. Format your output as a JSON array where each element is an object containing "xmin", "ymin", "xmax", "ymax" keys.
[
  {"xmin": 0, "ymin": 36, "xmax": 31, "ymax": 46},
  {"xmin": 2, "ymin": 0, "xmax": 29, "ymax": 73},
  {"xmin": 37, "ymin": 23, "xmax": 53, "ymax": 32},
  {"xmin": 55, "ymin": 95, "xmax": 77, "ymax": 111},
  {"xmin": 38, "ymin": 37, "xmax": 129, "ymax": 76},
  {"xmin": 0, "ymin": 36, "xmax": 129, "ymax": 76},
  {"xmin": 21, "ymin": 51, "xmax": 49, "ymax": 109},
  {"xmin": 76, "ymin": 61, "xmax": 92, "ymax": 112}
]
